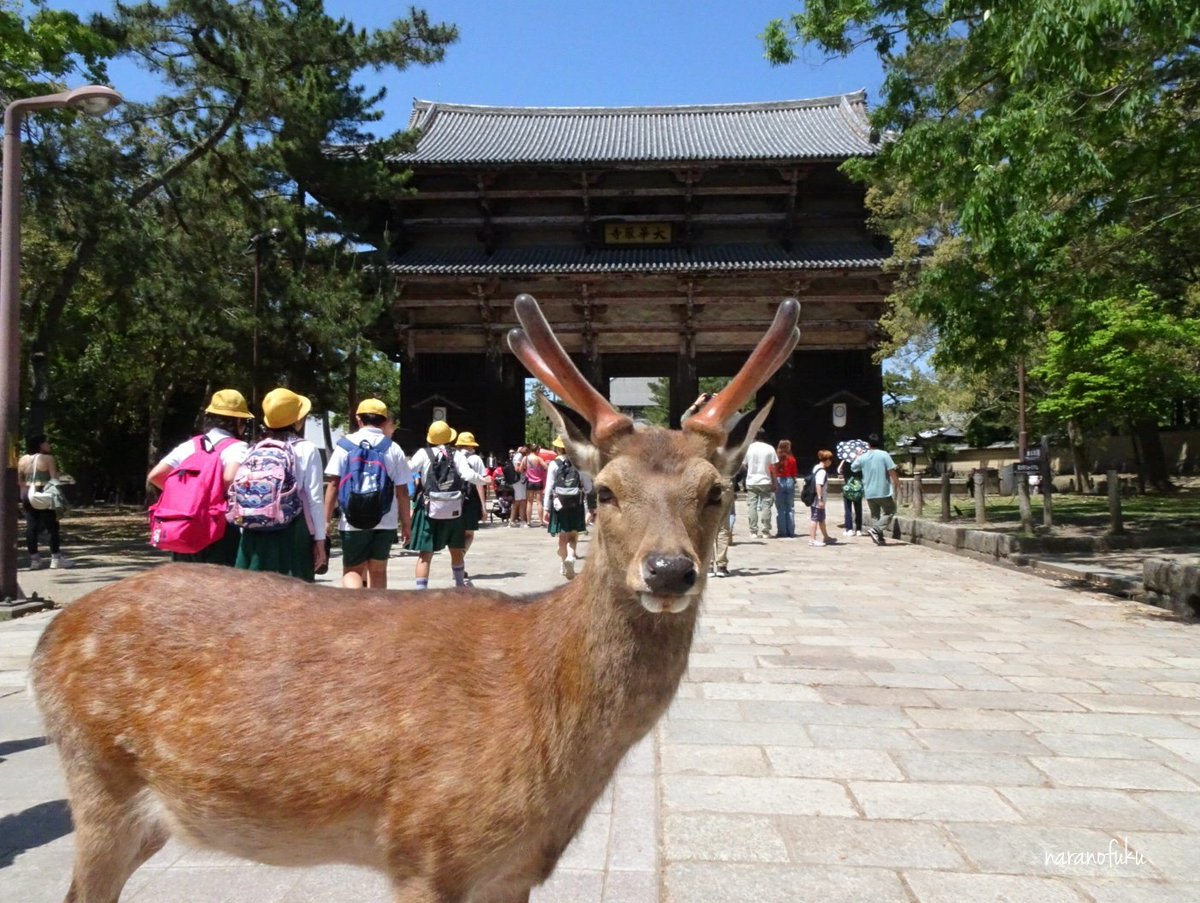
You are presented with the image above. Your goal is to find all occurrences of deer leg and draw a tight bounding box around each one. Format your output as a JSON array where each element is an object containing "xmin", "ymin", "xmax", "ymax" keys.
[
  {"xmin": 391, "ymin": 876, "xmax": 454, "ymax": 903},
  {"xmin": 63, "ymin": 793, "xmax": 167, "ymax": 903}
]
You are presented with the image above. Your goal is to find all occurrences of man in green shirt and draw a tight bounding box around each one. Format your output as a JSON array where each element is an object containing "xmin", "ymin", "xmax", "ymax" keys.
[{"xmin": 850, "ymin": 434, "xmax": 900, "ymax": 545}]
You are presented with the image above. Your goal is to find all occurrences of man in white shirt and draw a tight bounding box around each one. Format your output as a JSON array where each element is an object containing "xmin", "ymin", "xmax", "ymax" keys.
[
  {"xmin": 743, "ymin": 429, "xmax": 778, "ymax": 539},
  {"xmin": 324, "ymin": 398, "xmax": 412, "ymax": 589}
]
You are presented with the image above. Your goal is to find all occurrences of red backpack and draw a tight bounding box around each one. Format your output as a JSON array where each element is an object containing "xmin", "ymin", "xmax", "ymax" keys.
[{"xmin": 149, "ymin": 435, "xmax": 238, "ymax": 554}]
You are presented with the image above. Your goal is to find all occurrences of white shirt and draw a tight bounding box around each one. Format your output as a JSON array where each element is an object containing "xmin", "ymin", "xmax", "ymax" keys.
[
  {"xmin": 542, "ymin": 456, "xmax": 594, "ymax": 509},
  {"xmin": 290, "ymin": 438, "xmax": 327, "ymax": 542},
  {"xmin": 455, "ymin": 449, "xmax": 488, "ymax": 501},
  {"xmin": 743, "ymin": 441, "xmax": 778, "ymax": 487},
  {"xmin": 812, "ymin": 463, "xmax": 829, "ymax": 501},
  {"xmin": 324, "ymin": 427, "xmax": 413, "ymax": 532},
  {"xmin": 161, "ymin": 428, "xmax": 248, "ymax": 470}
]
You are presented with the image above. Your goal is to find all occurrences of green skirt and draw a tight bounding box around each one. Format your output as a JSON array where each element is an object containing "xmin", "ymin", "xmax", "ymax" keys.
[
  {"xmin": 462, "ymin": 491, "xmax": 483, "ymax": 532},
  {"xmin": 407, "ymin": 504, "xmax": 466, "ymax": 552},
  {"xmin": 548, "ymin": 501, "xmax": 587, "ymax": 535},
  {"xmin": 173, "ymin": 523, "xmax": 239, "ymax": 566},
  {"xmin": 235, "ymin": 516, "xmax": 315, "ymax": 583}
]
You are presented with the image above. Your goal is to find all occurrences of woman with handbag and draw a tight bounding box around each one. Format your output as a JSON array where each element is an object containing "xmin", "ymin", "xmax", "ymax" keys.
[{"xmin": 18, "ymin": 434, "xmax": 73, "ymax": 570}]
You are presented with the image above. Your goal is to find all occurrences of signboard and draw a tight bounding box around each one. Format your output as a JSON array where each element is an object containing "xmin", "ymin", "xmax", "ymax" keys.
[
  {"xmin": 1015, "ymin": 463, "xmax": 1041, "ymax": 474},
  {"xmin": 832, "ymin": 403, "xmax": 847, "ymax": 427},
  {"xmin": 603, "ymin": 223, "xmax": 672, "ymax": 245},
  {"xmin": 1023, "ymin": 447, "xmax": 1043, "ymax": 463}
]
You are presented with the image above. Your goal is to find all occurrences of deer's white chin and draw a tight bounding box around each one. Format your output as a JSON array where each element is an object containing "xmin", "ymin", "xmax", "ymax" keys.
[{"xmin": 639, "ymin": 593, "xmax": 695, "ymax": 614}]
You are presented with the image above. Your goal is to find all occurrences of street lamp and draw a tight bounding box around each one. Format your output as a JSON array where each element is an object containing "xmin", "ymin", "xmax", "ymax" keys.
[{"xmin": 1, "ymin": 85, "xmax": 123, "ymax": 603}]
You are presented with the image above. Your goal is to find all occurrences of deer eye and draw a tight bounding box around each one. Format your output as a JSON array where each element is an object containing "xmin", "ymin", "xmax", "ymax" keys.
[
  {"xmin": 596, "ymin": 485, "xmax": 617, "ymax": 506},
  {"xmin": 705, "ymin": 485, "xmax": 724, "ymax": 507}
]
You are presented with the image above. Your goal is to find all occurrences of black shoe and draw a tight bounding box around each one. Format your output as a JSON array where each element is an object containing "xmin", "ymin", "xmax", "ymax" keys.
[{"xmin": 715, "ymin": 566, "xmax": 730, "ymax": 578}]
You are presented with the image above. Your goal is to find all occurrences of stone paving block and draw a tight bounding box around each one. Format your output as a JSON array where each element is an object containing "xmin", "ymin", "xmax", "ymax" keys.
[
  {"xmin": 1035, "ymin": 732, "xmax": 1178, "ymax": 760},
  {"xmin": 700, "ymin": 681, "xmax": 823, "ymax": 703},
  {"xmin": 1068, "ymin": 694, "xmax": 1200, "ymax": 715},
  {"xmin": 608, "ymin": 775, "xmax": 657, "ymax": 871},
  {"xmin": 903, "ymin": 869, "xmax": 1087, "ymax": 903},
  {"xmin": 866, "ymin": 671, "xmax": 958, "ymax": 690},
  {"xmin": 1139, "ymin": 790, "xmax": 1200, "ymax": 828},
  {"xmin": 666, "ymin": 862, "xmax": 909, "ymax": 903},
  {"xmin": 904, "ymin": 707, "xmax": 1038, "ymax": 731},
  {"xmin": 805, "ymin": 724, "xmax": 923, "ymax": 750},
  {"xmin": 947, "ymin": 673, "xmax": 1022, "ymax": 692},
  {"xmin": 663, "ymin": 775, "xmax": 856, "ymax": 817},
  {"xmin": 995, "ymin": 786, "xmax": 1176, "ymax": 830},
  {"xmin": 1031, "ymin": 756, "xmax": 1199, "ymax": 792},
  {"xmin": 600, "ymin": 869, "xmax": 657, "ymax": 903},
  {"xmin": 765, "ymin": 746, "xmax": 904, "ymax": 781},
  {"xmin": 816, "ymin": 685, "xmax": 935, "ymax": 707},
  {"xmin": 663, "ymin": 813, "xmax": 790, "ymax": 863},
  {"xmin": 742, "ymin": 667, "xmax": 873, "ymax": 686},
  {"xmin": 1119, "ymin": 831, "xmax": 1200, "ymax": 882},
  {"xmin": 1018, "ymin": 712, "xmax": 1200, "ymax": 739},
  {"xmin": 909, "ymin": 728, "xmax": 1052, "ymax": 755},
  {"xmin": 555, "ymin": 812, "xmax": 611, "ymax": 870},
  {"xmin": 660, "ymin": 744, "xmax": 770, "ymax": 777},
  {"xmin": 778, "ymin": 816, "xmax": 965, "ymax": 869},
  {"xmin": 923, "ymin": 689, "xmax": 1087, "ymax": 712},
  {"xmin": 530, "ymin": 869, "xmax": 605, "ymax": 903},
  {"xmin": 126, "ymin": 865, "xmax": 300, "ymax": 903},
  {"xmin": 946, "ymin": 822, "xmax": 1159, "ymax": 879},
  {"xmin": 1148, "ymin": 737, "xmax": 1200, "ymax": 763},
  {"xmin": 1078, "ymin": 877, "xmax": 1200, "ymax": 903},
  {"xmin": 740, "ymin": 701, "xmax": 915, "ymax": 728},
  {"xmin": 849, "ymin": 782, "xmax": 1022, "ymax": 822},
  {"xmin": 662, "ymin": 719, "xmax": 813, "ymax": 748},
  {"xmin": 666, "ymin": 698, "xmax": 744, "ymax": 721},
  {"xmin": 892, "ymin": 750, "xmax": 1046, "ymax": 786}
]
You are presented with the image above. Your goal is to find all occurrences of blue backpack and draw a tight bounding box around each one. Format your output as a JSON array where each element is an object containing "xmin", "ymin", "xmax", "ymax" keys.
[{"xmin": 336, "ymin": 437, "xmax": 395, "ymax": 529}]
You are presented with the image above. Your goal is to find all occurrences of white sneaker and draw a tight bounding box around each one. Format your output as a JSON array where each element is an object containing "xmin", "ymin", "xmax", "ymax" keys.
[
  {"xmin": 842, "ymin": 529, "xmax": 854, "ymax": 538},
  {"xmin": 28, "ymin": 554, "xmax": 47, "ymax": 570},
  {"xmin": 808, "ymin": 540, "xmax": 826, "ymax": 547},
  {"xmin": 50, "ymin": 554, "xmax": 74, "ymax": 569},
  {"xmin": 562, "ymin": 557, "xmax": 576, "ymax": 580},
  {"xmin": 855, "ymin": 530, "xmax": 866, "ymax": 536}
]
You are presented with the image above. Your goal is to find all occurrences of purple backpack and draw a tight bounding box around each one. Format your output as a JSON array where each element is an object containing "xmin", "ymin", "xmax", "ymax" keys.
[{"xmin": 226, "ymin": 438, "xmax": 303, "ymax": 531}]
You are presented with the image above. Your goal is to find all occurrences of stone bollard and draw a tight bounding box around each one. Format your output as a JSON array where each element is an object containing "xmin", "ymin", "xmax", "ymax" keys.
[
  {"xmin": 975, "ymin": 470, "xmax": 987, "ymax": 525},
  {"xmin": 1017, "ymin": 475, "xmax": 1033, "ymax": 533},
  {"xmin": 941, "ymin": 471, "xmax": 951, "ymax": 522},
  {"xmin": 1108, "ymin": 469, "xmax": 1124, "ymax": 534},
  {"xmin": 914, "ymin": 475, "xmax": 924, "ymax": 518}
]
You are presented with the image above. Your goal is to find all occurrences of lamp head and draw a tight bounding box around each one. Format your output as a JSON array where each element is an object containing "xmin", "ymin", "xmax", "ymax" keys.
[{"xmin": 65, "ymin": 85, "xmax": 123, "ymax": 116}]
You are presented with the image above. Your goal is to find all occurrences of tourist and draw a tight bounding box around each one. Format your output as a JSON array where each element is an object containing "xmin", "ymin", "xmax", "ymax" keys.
[{"xmin": 851, "ymin": 434, "xmax": 900, "ymax": 545}]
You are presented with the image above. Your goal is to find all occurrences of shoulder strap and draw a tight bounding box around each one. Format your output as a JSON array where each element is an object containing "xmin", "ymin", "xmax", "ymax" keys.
[
  {"xmin": 375, "ymin": 437, "xmax": 392, "ymax": 454},
  {"xmin": 214, "ymin": 436, "xmax": 239, "ymax": 454},
  {"xmin": 337, "ymin": 437, "xmax": 356, "ymax": 453}
]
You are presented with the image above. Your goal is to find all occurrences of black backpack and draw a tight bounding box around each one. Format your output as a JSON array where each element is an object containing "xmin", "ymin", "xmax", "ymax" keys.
[
  {"xmin": 501, "ymin": 460, "xmax": 520, "ymax": 486},
  {"xmin": 422, "ymin": 448, "xmax": 467, "ymax": 520},
  {"xmin": 799, "ymin": 470, "xmax": 819, "ymax": 507},
  {"xmin": 552, "ymin": 457, "xmax": 584, "ymax": 508}
]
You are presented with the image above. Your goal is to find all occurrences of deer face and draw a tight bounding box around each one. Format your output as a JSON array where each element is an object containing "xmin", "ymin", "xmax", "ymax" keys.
[{"xmin": 588, "ymin": 428, "xmax": 730, "ymax": 613}]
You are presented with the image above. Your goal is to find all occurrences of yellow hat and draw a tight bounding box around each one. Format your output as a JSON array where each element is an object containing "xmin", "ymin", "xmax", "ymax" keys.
[
  {"xmin": 205, "ymin": 388, "xmax": 253, "ymax": 419},
  {"xmin": 552, "ymin": 436, "xmax": 565, "ymax": 449},
  {"xmin": 455, "ymin": 431, "xmax": 479, "ymax": 448},
  {"xmin": 262, "ymin": 388, "xmax": 312, "ymax": 429},
  {"xmin": 356, "ymin": 398, "xmax": 388, "ymax": 418},
  {"xmin": 426, "ymin": 420, "xmax": 457, "ymax": 445}
]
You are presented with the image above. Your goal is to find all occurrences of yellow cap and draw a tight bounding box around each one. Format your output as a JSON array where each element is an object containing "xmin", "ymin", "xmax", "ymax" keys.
[
  {"xmin": 455, "ymin": 431, "xmax": 479, "ymax": 448},
  {"xmin": 426, "ymin": 420, "xmax": 457, "ymax": 445},
  {"xmin": 262, "ymin": 388, "xmax": 312, "ymax": 429},
  {"xmin": 356, "ymin": 398, "xmax": 388, "ymax": 418},
  {"xmin": 552, "ymin": 437, "xmax": 565, "ymax": 449},
  {"xmin": 205, "ymin": 389, "xmax": 253, "ymax": 419}
]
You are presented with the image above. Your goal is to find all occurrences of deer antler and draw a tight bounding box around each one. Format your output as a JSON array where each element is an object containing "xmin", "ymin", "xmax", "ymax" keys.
[
  {"xmin": 508, "ymin": 293, "xmax": 634, "ymax": 446},
  {"xmin": 685, "ymin": 298, "xmax": 801, "ymax": 438}
]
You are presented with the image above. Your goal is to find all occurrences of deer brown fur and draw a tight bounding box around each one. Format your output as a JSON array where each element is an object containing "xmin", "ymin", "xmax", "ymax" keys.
[{"xmin": 30, "ymin": 294, "xmax": 800, "ymax": 903}]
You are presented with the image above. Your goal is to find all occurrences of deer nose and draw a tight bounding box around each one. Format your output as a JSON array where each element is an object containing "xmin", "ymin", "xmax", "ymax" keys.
[{"xmin": 642, "ymin": 554, "xmax": 698, "ymax": 595}]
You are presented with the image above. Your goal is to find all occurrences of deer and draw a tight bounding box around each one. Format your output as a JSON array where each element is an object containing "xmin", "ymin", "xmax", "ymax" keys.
[{"xmin": 30, "ymin": 292, "xmax": 800, "ymax": 903}]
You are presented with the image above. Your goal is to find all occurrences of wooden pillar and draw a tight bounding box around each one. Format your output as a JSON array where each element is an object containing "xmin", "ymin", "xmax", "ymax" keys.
[
  {"xmin": 671, "ymin": 332, "xmax": 698, "ymax": 428},
  {"xmin": 940, "ymin": 471, "xmax": 952, "ymax": 522}
]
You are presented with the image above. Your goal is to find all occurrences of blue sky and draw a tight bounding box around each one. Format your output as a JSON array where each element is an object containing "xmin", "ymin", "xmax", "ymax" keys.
[{"xmin": 54, "ymin": 0, "xmax": 884, "ymax": 137}]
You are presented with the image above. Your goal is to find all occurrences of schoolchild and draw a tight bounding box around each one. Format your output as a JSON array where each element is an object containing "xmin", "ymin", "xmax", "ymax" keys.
[
  {"xmin": 234, "ymin": 388, "xmax": 327, "ymax": 581},
  {"xmin": 323, "ymin": 398, "xmax": 412, "ymax": 589},
  {"xmin": 808, "ymin": 449, "xmax": 836, "ymax": 548},
  {"xmin": 407, "ymin": 420, "xmax": 490, "ymax": 589},
  {"xmin": 454, "ymin": 431, "xmax": 488, "ymax": 578},
  {"xmin": 542, "ymin": 437, "xmax": 592, "ymax": 580},
  {"xmin": 146, "ymin": 388, "xmax": 253, "ymax": 565}
]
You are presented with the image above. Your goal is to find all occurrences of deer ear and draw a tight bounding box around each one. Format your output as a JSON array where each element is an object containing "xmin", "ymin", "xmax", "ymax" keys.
[
  {"xmin": 712, "ymin": 399, "xmax": 774, "ymax": 478},
  {"xmin": 536, "ymin": 393, "xmax": 605, "ymax": 475}
]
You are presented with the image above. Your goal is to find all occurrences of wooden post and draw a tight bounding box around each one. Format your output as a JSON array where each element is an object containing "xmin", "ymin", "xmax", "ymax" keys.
[
  {"xmin": 1040, "ymin": 435, "xmax": 1054, "ymax": 528},
  {"xmin": 940, "ymin": 471, "xmax": 951, "ymax": 521},
  {"xmin": 914, "ymin": 474, "xmax": 924, "ymax": 518},
  {"xmin": 1107, "ymin": 468, "xmax": 1124, "ymax": 534},
  {"xmin": 974, "ymin": 470, "xmax": 987, "ymax": 525}
]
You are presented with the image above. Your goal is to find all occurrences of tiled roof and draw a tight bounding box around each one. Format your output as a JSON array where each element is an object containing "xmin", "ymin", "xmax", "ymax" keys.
[
  {"xmin": 384, "ymin": 242, "xmax": 886, "ymax": 275},
  {"xmin": 379, "ymin": 94, "xmax": 878, "ymax": 164}
]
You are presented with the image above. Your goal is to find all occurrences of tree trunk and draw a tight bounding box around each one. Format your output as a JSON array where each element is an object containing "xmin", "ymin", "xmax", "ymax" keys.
[
  {"xmin": 1066, "ymin": 418, "xmax": 1093, "ymax": 493},
  {"xmin": 1131, "ymin": 418, "xmax": 1176, "ymax": 492}
]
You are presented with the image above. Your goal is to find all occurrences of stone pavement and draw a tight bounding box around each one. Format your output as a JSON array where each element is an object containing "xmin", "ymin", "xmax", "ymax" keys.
[{"xmin": 3, "ymin": 519, "xmax": 1200, "ymax": 902}]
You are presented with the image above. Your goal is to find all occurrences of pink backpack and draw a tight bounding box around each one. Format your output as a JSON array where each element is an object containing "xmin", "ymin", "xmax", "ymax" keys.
[{"xmin": 149, "ymin": 435, "xmax": 238, "ymax": 554}]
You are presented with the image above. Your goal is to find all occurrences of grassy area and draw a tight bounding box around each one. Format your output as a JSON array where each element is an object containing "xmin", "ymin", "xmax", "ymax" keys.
[{"xmin": 901, "ymin": 483, "xmax": 1200, "ymax": 533}]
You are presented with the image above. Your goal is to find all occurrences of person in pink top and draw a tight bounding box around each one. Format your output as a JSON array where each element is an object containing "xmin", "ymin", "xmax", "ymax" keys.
[{"xmin": 523, "ymin": 447, "xmax": 547, "ymax": 526}]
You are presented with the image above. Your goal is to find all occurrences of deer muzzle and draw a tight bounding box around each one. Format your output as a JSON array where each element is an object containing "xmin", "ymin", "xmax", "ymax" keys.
[{"xmin": 639, "ymin": 554, "xmax": 699, "ymax": 613}]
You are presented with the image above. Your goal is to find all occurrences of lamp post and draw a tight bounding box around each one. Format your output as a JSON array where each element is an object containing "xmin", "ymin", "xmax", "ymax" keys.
[{"xmin": 1, "ymin": 85, "xmax": 122, "ymax": 603}]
